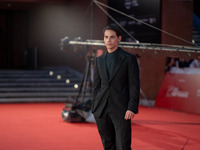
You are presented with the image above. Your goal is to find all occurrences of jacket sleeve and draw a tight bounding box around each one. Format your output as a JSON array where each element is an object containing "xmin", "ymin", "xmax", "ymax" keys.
[
  {"xmin": 92, "ymin": 58, "xmax": 101, "ymax": 111},
  {"xmin": 127, "ymin": 55, "xmax": 140, "ymax": 114}
]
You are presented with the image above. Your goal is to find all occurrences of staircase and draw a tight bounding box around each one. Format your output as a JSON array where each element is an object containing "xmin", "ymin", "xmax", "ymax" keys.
[
  {"xmin": 193, "ymin": 26, "xmax": 200, "ymax": 46},
  {"xmin": 193, "ymin": 14, "xmax": 200, "ymax": 46},
  {"xmin": 0, "ymin": 68, "xmax": 90, "ymax": 103}
]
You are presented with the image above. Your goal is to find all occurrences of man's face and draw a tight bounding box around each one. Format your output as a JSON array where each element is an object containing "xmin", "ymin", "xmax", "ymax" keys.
[{"xmin": 104, "ymin": 30, "xmax": 121, "ymax": 52}]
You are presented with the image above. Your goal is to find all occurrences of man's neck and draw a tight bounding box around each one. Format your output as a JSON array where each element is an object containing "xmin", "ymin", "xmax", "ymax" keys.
[{"xmin": 107, "ymin": 47, "xmax": 118, "ymax": 53}]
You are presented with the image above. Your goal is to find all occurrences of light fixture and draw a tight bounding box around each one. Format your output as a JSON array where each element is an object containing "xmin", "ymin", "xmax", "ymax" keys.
[
  {"xmin": 74, "ymin": 84, "xmax": 78, "ymax": 89},
  {"xmin": 66, "ymin": 79, "xmax": 70, "ymax": 84},
  {"xmin": 57, "ymin": 75, "xmax": 61, "ymax": 80},
  {"xmin": 49, "ymin": 71, "xmax": 53, "ymax": 76}
]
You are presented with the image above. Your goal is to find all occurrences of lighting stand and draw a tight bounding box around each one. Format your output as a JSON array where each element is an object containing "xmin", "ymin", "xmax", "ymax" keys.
[
  {"xmin": 74, "ymin": 49, "xmax": 96, "ymax": 106},
  {"xmin": 62, "ymin": 49, "xmax": 96, "ymax": 123}
]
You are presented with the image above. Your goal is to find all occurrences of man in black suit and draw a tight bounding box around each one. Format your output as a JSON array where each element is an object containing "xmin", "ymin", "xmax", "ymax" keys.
[{"xmin": 92, "ymin": 25, "xmax": 140, "ymax": 150}]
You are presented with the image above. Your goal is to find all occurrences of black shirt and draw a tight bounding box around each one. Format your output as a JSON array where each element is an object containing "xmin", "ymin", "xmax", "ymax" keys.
[{"xmin": 106, "ymin": 48, "xmax": 119, "ymax": 80}]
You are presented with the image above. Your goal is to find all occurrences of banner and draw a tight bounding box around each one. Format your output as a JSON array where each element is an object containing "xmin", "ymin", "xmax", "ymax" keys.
[{"xmin": 155, "ymin": 72, "xmax": 200, "ymax": 114}]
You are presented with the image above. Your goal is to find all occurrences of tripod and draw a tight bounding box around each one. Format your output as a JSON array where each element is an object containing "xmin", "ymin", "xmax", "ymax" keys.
[
  {"xmin": 74, "ymin": 49, "xmax": 96, "ymax": 107},
  {"xmin": 62, "ymin": 49, "xmax": 96, "ymax": 122}
]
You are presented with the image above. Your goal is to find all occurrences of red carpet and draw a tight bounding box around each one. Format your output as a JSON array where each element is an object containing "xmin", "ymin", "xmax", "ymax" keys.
[{"xmin": 0, "ymin": 103, "xmax": 200, "ymax": 150}]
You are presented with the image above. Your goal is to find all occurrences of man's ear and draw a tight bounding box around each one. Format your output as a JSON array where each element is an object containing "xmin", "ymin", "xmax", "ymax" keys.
[{"xmin": 118, "ymin": 36, "xmax": 122, "ymax": 42}]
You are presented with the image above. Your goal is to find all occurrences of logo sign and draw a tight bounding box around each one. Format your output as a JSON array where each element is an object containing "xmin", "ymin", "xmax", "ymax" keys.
[{"xmin": 155, "ymin": 73, "xmax": 200, "ymax": 114}]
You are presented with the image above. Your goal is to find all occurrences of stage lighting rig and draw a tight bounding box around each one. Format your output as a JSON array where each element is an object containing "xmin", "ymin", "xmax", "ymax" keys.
[
  {"xmin": 59, "ymin": 36, "xmax": 89, "ymax": 54},
  {"xmin": 59, "ymin": 36, "xmax": 70, "ymax": 52},
  {"xmin": 60, "ymin": 36, "xmax": 200, "ymax": 59}
]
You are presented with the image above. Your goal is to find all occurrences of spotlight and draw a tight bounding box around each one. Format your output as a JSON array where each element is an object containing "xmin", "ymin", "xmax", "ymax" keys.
[
  {"xmin": 49, "ymin": 71, "xmax": 54, "ymax": 76},
  {"xmin": 59, "ymin": 36, "xmax": 84, "ymax": 53},
  {"xmin": 57, "ymin": 75, "xmax": 61, "ymax": 80},
  {"xmin": 66, "ymin": 79, "xmax": 70, "ymax": 84},
  {"xmin": 74, "ymin": 84, "xmax": 78, "ymax": 89},
  {"xmin": 59, "ymin": 36, "xmax": 70, "ymax": 52}
]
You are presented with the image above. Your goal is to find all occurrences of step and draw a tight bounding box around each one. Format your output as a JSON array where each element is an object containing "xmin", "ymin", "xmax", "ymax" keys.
[
  {"xmin": 0, "ymin": 82, "xmax": 80, "ymax": 87},
  {"xmin": 0, "ymin": 87, "xmax": 79, "ymax": 92},
  {"xmin": 193, "ymin": 35, "xmax": 200, "ymax": 38},
  {"xmin": 0, "ymin": 74, "xmax": 75, "ymax": 79},
  {"xmin": 0, "ymin": 92, "xmax": 91, "ymax": 98},
  {"xmin": 0, "ymin": 78, "xmax": 80, "ymax": 83},
  {"xmin": 0, "ymin": 68, "xmax": 85, "ymax": 103},
  {"xmin": 0, "ymin": 97, "xmax": 91, "ymax": 103}
]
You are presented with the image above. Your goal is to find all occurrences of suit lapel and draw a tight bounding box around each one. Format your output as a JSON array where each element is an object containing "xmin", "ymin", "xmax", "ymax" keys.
[
  {"xmin": 109, "ymin": 48, "xmax": 126, "ymax": 82},
  {"xmin": 99, "ymin": 54, "xmax": 109, "ymax": 82}
]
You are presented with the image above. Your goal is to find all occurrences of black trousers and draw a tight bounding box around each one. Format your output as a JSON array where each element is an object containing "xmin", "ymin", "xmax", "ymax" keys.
[{"xmin": 94, "ymin": 106, "xmax": 132, "ymax": 150}]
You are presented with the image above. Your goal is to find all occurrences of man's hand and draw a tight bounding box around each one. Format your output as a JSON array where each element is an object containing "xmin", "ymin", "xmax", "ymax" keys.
[{"xmin": 124, "ymin": 110, "xmax": 135, "ymax": 120}]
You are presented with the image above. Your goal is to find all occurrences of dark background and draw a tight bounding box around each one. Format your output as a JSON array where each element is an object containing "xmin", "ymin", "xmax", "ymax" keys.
[
  {"xmin": 0, "ymin": 0, "xmax": 195, "ymax": 100},
  {"xmin": 108, "ymin": 0, "xmax": 161, "ymax": 43}
]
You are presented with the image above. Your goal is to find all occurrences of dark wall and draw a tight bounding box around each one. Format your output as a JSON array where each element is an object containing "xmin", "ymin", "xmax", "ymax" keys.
[
  {"xmin": 28, "ymin": 0, "xmax": 107, "ymax": 71},
  {"xmin": 162, "ymin": 0, "xmax": 193, "ymax": 46},
  {"xmin": 0, "ymin": 10, "xmax": 28, "ymax": 68},
  {"xmin": 0, "ymin": 0, "xmax": 107, "ymax": 71}
]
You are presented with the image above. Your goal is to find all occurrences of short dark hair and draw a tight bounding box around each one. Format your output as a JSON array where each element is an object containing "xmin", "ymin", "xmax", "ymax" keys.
[{"xmin": 103, "ymin": 25, "xmax": 122, "ymax": 37}]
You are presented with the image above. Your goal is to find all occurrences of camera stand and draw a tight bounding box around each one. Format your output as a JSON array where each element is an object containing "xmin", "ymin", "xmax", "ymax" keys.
[{"xmin": 62, "ymin": 49, "xmax": 96, "ymax": 122}]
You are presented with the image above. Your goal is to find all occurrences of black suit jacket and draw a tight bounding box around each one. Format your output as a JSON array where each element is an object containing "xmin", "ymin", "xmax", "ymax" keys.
[{"xmin": 92, "ymin": 47, "xmax": 140, "ymax": 119}]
